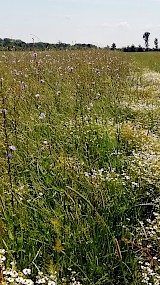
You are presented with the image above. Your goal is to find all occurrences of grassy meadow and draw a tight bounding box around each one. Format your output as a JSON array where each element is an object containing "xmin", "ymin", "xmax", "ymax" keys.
[{"xmin": 0, "ymin": 49, "xmax": 160, "ymax": 285}]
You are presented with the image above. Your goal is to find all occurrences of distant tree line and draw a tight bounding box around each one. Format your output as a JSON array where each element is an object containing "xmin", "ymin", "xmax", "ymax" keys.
[
  {"xmin": 0, "ymin": 38, "xmax": 97, "ymax": 51},
  {"xmin": 0, "ymin": 32, "xmax": 159, "ymax": 52},
  {"xmin": 121, "ymin": 32, "xmax": 159, "ymax": 52}
]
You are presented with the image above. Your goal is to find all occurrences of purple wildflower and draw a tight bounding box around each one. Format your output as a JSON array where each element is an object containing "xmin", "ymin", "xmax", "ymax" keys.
[
  {"xmin": 9, "ymin": 145, "xmax": 16, "ymax": 151},
  {"xmin": 7, "ymin": 154, "xmax": 12, "ymax": 159},
  {"xmin": 67, "ymin": 66, "xmax": 74, "ymax": 72},
  {"xmin": 39, "ymin": 113, "xmax": 46, "ymax": 119},
  {"xmin": 2, "ymin": 109, "xmax": 8, "ymax": 115},
  {"xmin": 55, "ymin": 83, "xmax": 59, "ymax": 90},
  {"xmin": 32, "ymin": 52, "xmax": 37, "ymax": 57}
]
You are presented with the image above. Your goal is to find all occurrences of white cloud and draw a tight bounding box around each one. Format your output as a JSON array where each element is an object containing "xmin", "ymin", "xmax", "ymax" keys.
[
  {"xmin": 100, "ymin": 21, "xmax": 130, "ymax": 29},
  {"xmin": 116, "ymin": 21, "xmax": 130, "ymax": 28}
]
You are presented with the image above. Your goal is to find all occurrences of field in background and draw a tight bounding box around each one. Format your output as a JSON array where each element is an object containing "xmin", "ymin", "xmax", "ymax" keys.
[
  {"xmin": 127, "ymin": 52, "xmax": 160, "ymax": 72},
  {"xmin": 0, "ymin": 50, "xmax": 160, "ymax": 285}
]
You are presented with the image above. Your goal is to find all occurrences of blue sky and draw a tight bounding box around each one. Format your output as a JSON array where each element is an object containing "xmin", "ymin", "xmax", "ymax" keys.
[{"xmin": 0, "ymin": 0, "xmax": 160, "ymax": 47}]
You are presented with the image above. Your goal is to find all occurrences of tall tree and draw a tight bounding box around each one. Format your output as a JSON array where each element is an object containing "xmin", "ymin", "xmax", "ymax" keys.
[
  {"xmin": 111, "ymin": 43, "xmax": 116, "ymax": 50},
  {"xmin": 154, "ymin": 38, "xmax": 158, "ymax": 50},
  {"xmin": 143, "ymin": 32, "xmax": 150, "ymax": 50}
]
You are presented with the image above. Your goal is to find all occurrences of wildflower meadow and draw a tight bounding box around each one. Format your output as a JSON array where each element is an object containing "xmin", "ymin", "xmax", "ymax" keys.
[{"xmin": 0, "ymin": 49, "xmax": 160, "ymax": 285}]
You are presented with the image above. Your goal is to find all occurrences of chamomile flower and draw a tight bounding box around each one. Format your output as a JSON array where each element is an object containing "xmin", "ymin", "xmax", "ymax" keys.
[{"xmin": 23, "ymin": 268, "xmax": 31, "ymax": 275}]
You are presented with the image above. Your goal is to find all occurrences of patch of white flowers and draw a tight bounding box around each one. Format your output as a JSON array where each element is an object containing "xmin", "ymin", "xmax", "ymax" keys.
[
  {"xmin": 143, "ymin": 70, "xmax": 160, "ymax": 84},
  {"xmin": 139, "ymin": 260, "xmax": 160, "ymax": 285},
  {"xmin": 120, "ymin": 122, "xmax": 160, "ymax": 190},
  {"xmin": 0, "ymin": 250, "xmax": 82, "ymax": 285},
  {"xmin": 120, "ymin": 101, "xmax": 158, "ymax": 112},
  {"xmin": 136, "ymin": 197, "xmax": 160, "ymax": 285}
]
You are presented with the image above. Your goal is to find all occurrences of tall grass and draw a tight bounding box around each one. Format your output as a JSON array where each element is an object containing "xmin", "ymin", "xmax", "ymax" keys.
[{"xmin": 0, "ymin": 49, "xmax": 159, "ymax": 284}]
